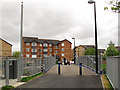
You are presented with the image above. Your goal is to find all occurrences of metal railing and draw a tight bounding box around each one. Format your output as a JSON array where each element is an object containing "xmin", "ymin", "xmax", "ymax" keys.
[
  {"xmin": 0, "ymin": 56, "xmax": 56, "ymax": 88},
  {"xmin": 43, "ymin": 56, "xmax": 56, "ymax": 73},
  {"xmin": 76, "ymin": 55, "xmax": 102, "ymax": 73}
]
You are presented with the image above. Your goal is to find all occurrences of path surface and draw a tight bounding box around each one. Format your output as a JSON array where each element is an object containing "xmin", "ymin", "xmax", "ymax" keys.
[{"xmin": 16, "ymin": 65, "xmax": 103, "ymax": 89}]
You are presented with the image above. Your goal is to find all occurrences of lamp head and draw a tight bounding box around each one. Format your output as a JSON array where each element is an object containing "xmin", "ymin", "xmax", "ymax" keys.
[
  {"xmin": 88, "ymin": 0, "xmax": 95, "ymax": 4},
  {"xmin": 72, "ymin": 38, "xmax": 75, "ymax": 39}
]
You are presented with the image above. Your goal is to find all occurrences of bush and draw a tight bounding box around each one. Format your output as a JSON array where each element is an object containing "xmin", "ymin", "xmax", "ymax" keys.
[{"xmin": 2, "ymin": 85, "xmax": 14, "ymax": 90}]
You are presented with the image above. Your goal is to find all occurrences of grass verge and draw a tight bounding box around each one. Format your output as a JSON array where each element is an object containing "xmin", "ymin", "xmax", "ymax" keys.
[
  {"xmin": 101, "ymin": 75, "xmax": 113, "ymax": 90},
  {"xmin": 1, "ymin": 85, "xmax": 15, "ymax": 90},
  {"xmin": 21, "ymin": 72, "xmax": 44, "ymax": 82}
]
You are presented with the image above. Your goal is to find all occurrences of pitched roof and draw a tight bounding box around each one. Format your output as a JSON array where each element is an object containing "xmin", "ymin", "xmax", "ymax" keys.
[
  {"xmin": 77, "ymin": 45, "xmax": 95, "ymax": 49},
  {"xmin": 23, "ymin": 37, "xmax": 61, "ymax": 45},
  {"xmin": 60, "ymin": 39, "xmax": 72, "ymax": 44},
  {"xmin": 0, "ymin": 38, "xmax": 12, "ymax": 46}
]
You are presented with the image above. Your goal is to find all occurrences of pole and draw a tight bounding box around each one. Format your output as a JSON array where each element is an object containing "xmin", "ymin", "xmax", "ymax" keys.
[
  {"xmin": 74, "ymin": 38, "xmax": 76, "ymax": 64},
  {"xmin": 18, "ymin": 2, "xmax": 23, "ymax": 81},
  {"xmin": 94, "ymin": 2, "xmax": 98, "ymax": 74}
]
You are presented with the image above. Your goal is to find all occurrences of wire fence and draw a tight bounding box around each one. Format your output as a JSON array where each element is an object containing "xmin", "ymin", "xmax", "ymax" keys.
[
  {"xmin": 76, "ymin": 55, "xmax": 102, "ymax": 73},
  {"xmin": 0, "ymin": 56, "xmax": 56, "ymax": 88}
]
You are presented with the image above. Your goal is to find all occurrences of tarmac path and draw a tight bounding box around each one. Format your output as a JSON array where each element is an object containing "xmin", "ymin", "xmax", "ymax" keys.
[{"xmin": 16, "ymin": 64, "xmax": 103, "ymax": 89}]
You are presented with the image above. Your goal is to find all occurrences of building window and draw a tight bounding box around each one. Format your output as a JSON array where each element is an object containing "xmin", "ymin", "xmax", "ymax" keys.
[
  {"xmin": 40, "ymin": 54, "xmax": 42, "ymax": 57},
  {"xmin": 55, "ymin": 50, "xmax": 57, "ymax": 54},
  {"xmin": 49, "ymin": 54, "xmax": 52, "ymax": 56},
  {"xmin": 32, "ymin": 42, "xmax": 37, "ymax": 46},
  {"xmin": 62, "ymin": 54, "xmax": 64, "ymax": 56},
  {"xmin": 43, "ymin": 43, "xmax": 47, "ymax": 47},
  {"xmin": 62, "ymin": 48, "xmax": 64, "ymax": 51},
  {"xmin": 39, "ymin": 49, "xmax": 42, "ymax": 52},
  {"xmin": 43, "ymin": 49, "xmax": 47, "ymax": 52},
  {"xmin": 49, "ymin": 49, "xmax": 52, "ymax": 52},
  {"xmin": 26, "ymin": 48, "xmax": 30, "ymax": 52},
  {"xmin": 43, "ymin": 54, "xmax": 47, "ymax": 57},
  {"xmin": 32, "ymin": 49, "xmax": 37, "ymax": 52},
  {"xmin": 40, "ymin": 44, "xmax": 42, "ymax": 47},
  {"xmin": 26, "ymin": 43, "xmax": 29, "ymax": 45},
  {"xmin": 32, "ymin": 55, "xmax": 37, "ymax": 58},
  {"xmin": 49, "ymin": 44, "xmax": 52, "ymax": 47},
  {"xmin": 62, "ymin": 43, "xmax": 64, "ymax": 46},
  {"xmin": 55, "ymin": 46, "xmax": 58, "ymax": 49},
  {"xmin": 26, "ymin": 54, "xmax": 29, "ymax": 57}
]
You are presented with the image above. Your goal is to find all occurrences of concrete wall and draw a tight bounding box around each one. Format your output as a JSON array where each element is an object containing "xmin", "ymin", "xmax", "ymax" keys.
[{"xmin": 106, "ymin": 56, "xmax": 120, "ymax": 89}]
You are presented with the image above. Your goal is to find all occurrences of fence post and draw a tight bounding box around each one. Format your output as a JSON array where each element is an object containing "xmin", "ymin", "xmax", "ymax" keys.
[
  {"xmin": 79, "ymin": 63, "xmax": 82, "ymax": 75},
  {"xmin": 5, "ymin": 59, "xmax": 9, "ymax": 85}
]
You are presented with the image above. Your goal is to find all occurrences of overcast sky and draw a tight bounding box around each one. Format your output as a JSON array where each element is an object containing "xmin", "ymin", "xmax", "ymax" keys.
[{"xmin": 0, "ymin": 0, "xmax": 119, "ymax": 52}]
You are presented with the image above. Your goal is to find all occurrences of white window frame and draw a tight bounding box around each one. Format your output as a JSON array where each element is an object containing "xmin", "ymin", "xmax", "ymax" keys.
[
  {"xmin": 62, "ymin": 48, "xmax": 64, "ymax": 51},
  {"xmin": 40, "ymin": 44, "xmax": 42, "ymax": 47},
  {"xmin": 26, "ymin": 48, "xmax": 30, "ymax": 52},
  {"xmin": 49, "ymin": 49, "xmax": 52, "ymax": 52},
  {"xmin": 43, "ymin": 49, "xmax": 48, "ymax": 52},
  {"xmin": 40, "ymin": 54, "xmax": 42, "ymax": 57},
  {"xmin": 32, "ymin": 55, "xmax": 37, "ymax": 58},
  {"xmin": 43, "ymin": 43, "xmax": 48, "ymax": 47},
  {"xmin": 32, "ymin": 42, "xmax": 37, "ymax": 46},
  {"xmin": 62, "ymin": 43, "xmax": 64, "ymax": 46},
  {"xmin": 49, "ymin": 44, "xmax": 52, "ymax": 47},
  {"xmin": 39, "ymin": 49, "xmax": 42, "ymax": 52},
  {"xmin": 32, "ymin": 49, "xmax": 37, "ymax": 52},
  {"xmin": 62, "ymin": 53, "xmax": 64, "ymax": 56},
  {"xmin": 26, "ymin": 54, "xmax": 29, "ymax": 57},
  {"xmin": 26, "ymin": 43, "xmax": 29, "ymax": 45},
  {"xmin": 43, "ymin": 54, "xmax": 47, "ymax": 57}
]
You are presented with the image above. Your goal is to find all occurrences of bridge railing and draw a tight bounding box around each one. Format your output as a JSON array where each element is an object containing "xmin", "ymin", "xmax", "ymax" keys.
[
  {"xmin": 76, "ymin": 55, "xmax": 102, "ymax": 73},
  {"xmin": 43, "ymin": 56, "xmax": 56, "ymax": 73},
  {"xmin": 0, "ymin": 56, "xmax": 56, "ymax": 88}
]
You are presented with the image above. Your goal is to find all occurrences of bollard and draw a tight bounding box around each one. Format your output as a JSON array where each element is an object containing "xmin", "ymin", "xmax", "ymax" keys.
[
  {"xmin": 79, "ymin": 63, "xmax": 82, "ymax": 75},
  {"xmin": 58, "ymin": 63, "xmax": 60, "ymax": 74}
]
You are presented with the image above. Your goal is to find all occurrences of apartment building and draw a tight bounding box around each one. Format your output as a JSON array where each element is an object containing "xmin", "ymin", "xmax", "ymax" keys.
[
  {"xmin": 23, "ymin": 37, "xmax": 72, "ymax": 61},
  {"xmin": 0, "ymin": 38, "xmax": 12, "ymax": 57},
  {"xmin": 75, "ymin": 45, "xmax": 105, "ymax": 57}
]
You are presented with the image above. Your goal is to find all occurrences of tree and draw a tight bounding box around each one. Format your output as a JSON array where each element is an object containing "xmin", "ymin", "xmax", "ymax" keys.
[
  {"xmin": 12, "ymin": 51, "xmax": 20, "ymax": 58},
  {"xmin": 104, "ymin": 0, "xmax": 120, "ymax": 13},
  {"xmin": 108, "ymin": 40, "xmax": 115, "ymax": 46},
  {"xmin": 85, "ymin": 48, "xmax": 95, "ymax": 55},
  {"xmin": 106, "ymin": 45, "xmax": 119, "ymax": 56},
  {"xmin": 105, "ymin": 41, "xmax": 119, "ymax": 56}
]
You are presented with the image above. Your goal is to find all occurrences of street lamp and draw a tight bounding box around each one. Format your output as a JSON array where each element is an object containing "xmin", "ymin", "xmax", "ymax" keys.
[
  {"xmin": 72, "ymin": 38, "xmax": 76, "ymax": 64},
  {"xmin": 88, "ymin": 0, "xmax": 98, "ymax": 74}
]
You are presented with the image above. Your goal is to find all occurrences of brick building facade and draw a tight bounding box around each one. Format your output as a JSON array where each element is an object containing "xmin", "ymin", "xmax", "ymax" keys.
[
  {"xmin": 0, "ymin": 38, "xmax": 12, "ymax": 57},
  {"xmin": 23, "ymin": 37, "xmax": 72, "ymax": 61}
]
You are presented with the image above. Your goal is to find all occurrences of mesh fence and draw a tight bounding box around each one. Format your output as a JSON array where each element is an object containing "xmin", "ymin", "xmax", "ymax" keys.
[
  {"xmin": 0, "ymin": 56, "xmax": 56, "ymax": 88},
  {"xmin": 76, "ymin": 55, "xmax": 102, "ymax": 73},
  {"xmin": 43, "ymin": 56, "xmax": 56, "ymax": 73}
]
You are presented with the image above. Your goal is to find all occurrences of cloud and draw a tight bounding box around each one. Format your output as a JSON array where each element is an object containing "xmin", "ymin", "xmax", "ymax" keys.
[{"xmin": 1, "ymin": 0, "xmax": 118, "ymax": 51}]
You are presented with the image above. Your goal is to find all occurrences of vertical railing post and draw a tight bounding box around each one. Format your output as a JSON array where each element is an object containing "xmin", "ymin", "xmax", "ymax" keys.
[
  {"xmin": 5, "ymin": 59, "xmax": 9, "ymax": 85},
  {"xmin": 79, "ymin": 63, "xmax": 82, "ymax": 75}
]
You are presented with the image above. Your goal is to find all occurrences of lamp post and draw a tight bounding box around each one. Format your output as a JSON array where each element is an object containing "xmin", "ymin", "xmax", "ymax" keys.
[
  {"xmin": 88, "ymin": 0, "xmax": 98, "ymax": 74},
  {"xmin": 72, "ymin": 38, "xmax": 76, "ymax": 64},
  {"xmin": 18, "ymin": 2, "xmax": 23, "ymax": 81}
]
